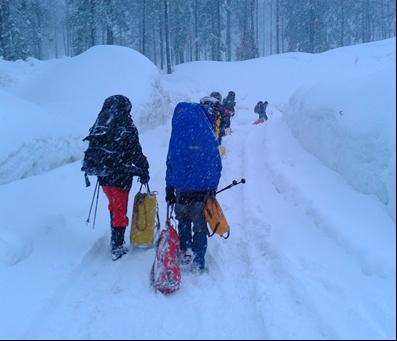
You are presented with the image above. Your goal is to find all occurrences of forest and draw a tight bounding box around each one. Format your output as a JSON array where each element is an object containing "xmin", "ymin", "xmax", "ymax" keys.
[{"xmin": 0, "ymin": 0, "xmax": 396, "ymax": 73}]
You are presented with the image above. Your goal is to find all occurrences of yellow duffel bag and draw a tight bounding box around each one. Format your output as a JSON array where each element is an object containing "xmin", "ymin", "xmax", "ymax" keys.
[
  {"xmin": 130, "ymin": 184, "xmax": 160, "ymax": 248},
  {"xmin": 204, "ymin": 196, "xmax": 230, "ymax": 239}
]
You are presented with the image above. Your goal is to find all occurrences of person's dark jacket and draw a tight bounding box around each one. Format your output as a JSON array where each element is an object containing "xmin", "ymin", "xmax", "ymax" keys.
[
  {"xmin": 254, "ymin": 101, "xmax": 268, "ymax": 120},
  {"xmin": 223, "ymin": 93, "xmax": 236, "ymax": 116},
  {"xmin": 90, "ymin": 95, "xmax": 149, "ymax": 190}
]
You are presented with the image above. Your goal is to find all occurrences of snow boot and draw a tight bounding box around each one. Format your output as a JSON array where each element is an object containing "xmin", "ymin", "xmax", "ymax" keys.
[
  {"xmin": 191, "ymin": 231, "xmax": 207, "ymax": 273},
  {"xmin": 111, "ymin": 226, "xmax": 128, "ymax": 261},
  {"xmin": 178, "ymin": 248, "xmax": 194, "ymax": 271}
]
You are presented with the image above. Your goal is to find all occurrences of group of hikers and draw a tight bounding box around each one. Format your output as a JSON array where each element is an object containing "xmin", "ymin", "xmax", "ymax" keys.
[
  {"xmin": 199, "ymin": 90, "xmax": 236, "ymax": 146},
  {"xmin": 81, "ymin": 91, "xmax": 269, "ymax": 274}
]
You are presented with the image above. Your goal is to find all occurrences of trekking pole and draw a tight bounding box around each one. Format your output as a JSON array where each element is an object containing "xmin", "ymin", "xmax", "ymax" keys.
[
  {"xmin": 92, "ymin": 181, "xmax": 100, "ymax": 230},
  {"xmin": 86, "ymin": 179, "xmax": 99, "ymax": 226},
  {"xmin": 216, "ymin": 178, "xmax": 246, "ymax": 195}
]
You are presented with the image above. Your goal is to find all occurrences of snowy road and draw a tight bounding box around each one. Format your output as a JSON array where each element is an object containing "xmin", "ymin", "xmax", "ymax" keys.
[
  {"xmin": 0, "ymin": 39, "xmax": 395, "ymax": 339},
  {"xmin": 0, "ymin": 108, "xmax": 391, "ymax": 339}
]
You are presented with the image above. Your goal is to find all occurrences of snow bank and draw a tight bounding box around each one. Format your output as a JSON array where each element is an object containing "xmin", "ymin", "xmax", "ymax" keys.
[
  {"xmin": 0, "ymin": 57, "xmax": 51, "ymax": 88},
  {"xmin": 167, "ymin": 38, "xmax": 395, "ymax": 121},
  {"xmin": 164, "ymin": 54, "xmax": 314, "ymax": 113},
  {"xmin": 0, "ymin": 46, "xmax": 171, "ymax": 185},
  {"xmin": 284, "ymin": 40, "xmax": 396, "ymax": 221},
  {"xmin": 0, "ymin": 90, "xmax": 83, "ymax": 185},
  {"xmin": 12, "ymin": 45, "xmax": 170, "ymax": 130}
]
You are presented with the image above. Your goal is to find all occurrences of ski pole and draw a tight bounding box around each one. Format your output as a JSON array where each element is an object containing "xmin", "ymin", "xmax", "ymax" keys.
[
  {"xmin": 86, "ymin": 179, "xmax": 99, "ymax": 225},
  {"xmin": 92, "ymin": 181, "xmax": 100, "ymax": 230},
  {"xmin": 216, "ymin": 178, "xmax": 246, "ymax": 195}
]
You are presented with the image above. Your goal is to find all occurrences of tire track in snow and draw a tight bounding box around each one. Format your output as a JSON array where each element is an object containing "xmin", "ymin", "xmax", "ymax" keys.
[
  {"xmin": 204, "ymin": 125, "xmax": 270, "ymax": 339},
  {"xmin": 226, "ymin": 116, "xmax": 339, "ymax": 339},
  {"xmin": 237, "ymin": 110, "xmax": 394, "ymax": 339}
]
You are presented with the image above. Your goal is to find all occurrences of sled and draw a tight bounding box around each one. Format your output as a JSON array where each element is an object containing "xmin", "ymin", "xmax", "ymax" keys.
[
  {"xmin": 253, "ymin": 118, "xmax": 265, "ymax": 125},
  {"xmin": 151, "ymin": 217, "xmax": 181, "ymax": 295},
  {"xmin": 204, "ymin": 196, "xmax": 230, "ymax": 239}
]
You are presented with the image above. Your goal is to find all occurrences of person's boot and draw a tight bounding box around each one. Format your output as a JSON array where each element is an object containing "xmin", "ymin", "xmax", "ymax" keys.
[
  {"xmin": 191, "ymin": 232, "xmax": 207, "ymax": 274},
  {"xmin": 111, "ymin": 226, "xmax": 128, "ymax": 261},
  {"xmin": 178, "ymin": 248, "xmax": 194, "ymax": 270}
]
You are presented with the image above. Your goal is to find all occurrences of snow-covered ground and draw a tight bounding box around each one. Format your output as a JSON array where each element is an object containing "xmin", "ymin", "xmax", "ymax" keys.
[{"xmin": 0, "ymin": 39, "xmax": 395, "ymax": 339}]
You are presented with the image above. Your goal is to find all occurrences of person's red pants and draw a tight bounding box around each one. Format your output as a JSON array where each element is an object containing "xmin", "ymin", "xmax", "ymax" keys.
[{"xmin": 102, "ymin": 186, "xmax": 130, "ymax": 227}]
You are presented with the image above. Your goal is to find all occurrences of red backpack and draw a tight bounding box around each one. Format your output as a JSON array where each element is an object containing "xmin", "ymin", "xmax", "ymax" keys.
[{"xmin": 151, "ymin": 221, "xmax": 181, "ymax": 294}]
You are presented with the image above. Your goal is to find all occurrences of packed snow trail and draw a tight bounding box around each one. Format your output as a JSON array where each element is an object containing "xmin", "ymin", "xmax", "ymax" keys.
[{"xmin": 4, "ymin": 107, "xmax": 391, "ymax": 340}]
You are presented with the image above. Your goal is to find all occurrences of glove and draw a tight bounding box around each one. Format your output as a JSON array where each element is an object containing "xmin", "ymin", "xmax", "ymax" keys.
[
  {"xmin": 165, "ymin": 186, "xmax": 176, "ymax": 204},
  {"xmin": 139, "ymin": 173, "xmax": 150, "ymax": 184}
]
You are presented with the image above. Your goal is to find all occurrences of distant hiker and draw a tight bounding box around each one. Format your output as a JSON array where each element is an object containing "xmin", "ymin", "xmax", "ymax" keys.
[
  {"xmin": 254, "ymin": 100, "xmax": 268, "ymax": 121},
  {"xmin": 165, "ymin": 102, "xmax": 222, "ymax": 273},
  {"xmin": 82, "ymin": 95, "xmax": 150, "ymax": 261},
  {"xmin": 222, "ymin": 90, "xmax": 236, "ymax": 133},
  {"xmin": 210, "ymin": 91, "xmax": 226, "ymax": 144},
  {"xmin": 200, "ymin": 95, "xmax": 219, "ymax": 132}
]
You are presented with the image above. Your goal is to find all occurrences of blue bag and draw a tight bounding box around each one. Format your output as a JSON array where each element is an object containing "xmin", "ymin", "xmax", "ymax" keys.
[{"xmin": 166, "ymin": 102, "xmax": 222, "ymax": 192}]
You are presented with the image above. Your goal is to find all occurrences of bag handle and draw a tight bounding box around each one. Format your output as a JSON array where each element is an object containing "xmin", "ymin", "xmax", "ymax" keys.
[
  {"xmin": 139, "ymin": 182, "xmax": 152, "ymax": 193},
  {"xmin": 207, "ymin": 218, "xmax": 230, "ymax": 239}
]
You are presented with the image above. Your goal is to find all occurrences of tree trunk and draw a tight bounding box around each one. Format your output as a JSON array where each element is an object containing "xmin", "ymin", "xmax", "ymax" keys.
[
  {"xmin": 270, "ymin": 0, "xmax": 273, "ymax": 54},
  {"xmin": 309, "ymin": 0, "xmax": 314, "ymax": 53},
  {"xmin": 276, "ymin": 0, "xmax": 280, "ymax": 54},
  {"xmin": 226, "ymin": 0, "xmax": 231, "ymax": 61},
  {"xmin": 89, "ymin": 0, "xmax": 96, "ymax": 47},
  {"xmin": 0, "ymin": 2, "xmax": 8, "ymax": 58},
  {"xmin": 255, "ymin": 0, "xmax": 259, "ymax": 52},
  {"xmin": 262, "ymin": 0, "xmax": 266, "ymax": 55},
  {"xmin": 107, "ymin": 27, "xmax": 114, "ymax": 45},
  {"xmin": 164, "ymin": 0, "xmax": 172, "ymax": 74},
  {"xmin": 152, "ymin": 25, "xmax": 157, "ymax": 65},
  {"xmin": 216, "ymin": 0, "xmax": 221, "ymax": 60},
  {"xmin": 362, "ymin": 0, "xmax": 371, "ymax": 43},
  {"xmin": 340, "ymin": 0, "xmax": 345, "ymax": 46},
  {"xmin": 194, "ymin": 0, "xmax": 199, "ymax": 60},
  {"xmin": 142, "ymin": 0, "xmax": 146, "ymax": 55},
  {"xmin": 106, "ymin": 3, "xmax": 114, "ymax": 45},
  {"xmin": 159, "ymin": 4, "xmax": 164, "ymax": 69}
]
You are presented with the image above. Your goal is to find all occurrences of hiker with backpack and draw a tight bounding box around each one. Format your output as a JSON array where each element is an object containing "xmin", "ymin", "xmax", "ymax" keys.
[
  {"xmin": 222, "ymin": 91, "xmax": 236, "ymax": 134},
  {"xmin": 81, "ymin": 95, "xmax": 150, "ymax": 261},
  {"xmin": 165, "ymin": 102, "xmax": 222, "ymax": 274},
  {"xmin": 254, "ymin": 100, "xmax": 268, "ymax": 125},
  {"xmin": 207, "ymin": 91, "xmax": 226, "ymax": 145}
]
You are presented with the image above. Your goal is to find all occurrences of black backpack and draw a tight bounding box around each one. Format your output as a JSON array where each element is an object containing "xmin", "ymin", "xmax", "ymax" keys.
[
  {"xmin": 81, "ymin": 123, "xmax": 117, "ymax": 177},
  {"xmin": 81, "ymin": 117, "xmax": 144, "ymax": 183}
]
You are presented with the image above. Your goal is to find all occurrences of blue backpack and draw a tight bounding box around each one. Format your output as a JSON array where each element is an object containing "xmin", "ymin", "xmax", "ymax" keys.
[{"xmin": 166, "ymin": 102, "xmax": 222, "ymax": 192}]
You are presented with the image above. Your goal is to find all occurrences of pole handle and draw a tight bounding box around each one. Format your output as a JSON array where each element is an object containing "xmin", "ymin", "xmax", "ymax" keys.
[{"xmin": 216, "ymin": 178, "xmax": 246, "ymax": 195}]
